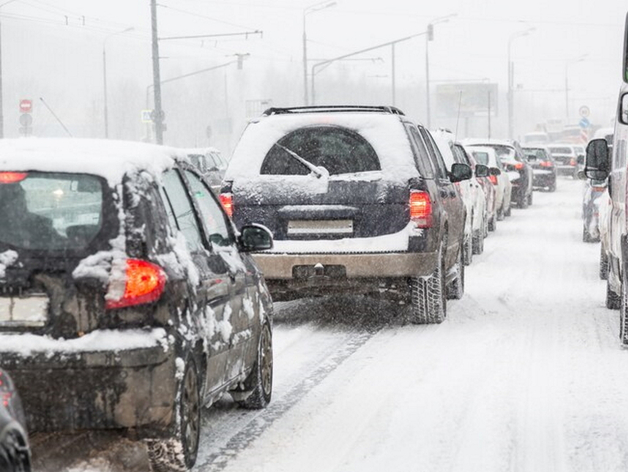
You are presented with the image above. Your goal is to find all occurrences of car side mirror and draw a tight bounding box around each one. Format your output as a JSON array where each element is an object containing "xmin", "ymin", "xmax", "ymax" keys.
[
  {"xmin": 449, "ymin": 163, "xmax": 472, "ymax": 183},
  {"xmin": 239, "ymin": 224, "xmax": 273, "ymax": 252},
  {"xmin": 475, "ymin": 164, "xmax": 489, "ymax": 178},
  {"xmin": 585, "ymin": 138, "xmax": 610, "ymax": 180},
  {"xmin": 621, "ymin": 93, "xmax": 628, "ymax": 125},
  {"xmin": 489, "ymin": 167, "xmax": 501, "ymax": 176}
]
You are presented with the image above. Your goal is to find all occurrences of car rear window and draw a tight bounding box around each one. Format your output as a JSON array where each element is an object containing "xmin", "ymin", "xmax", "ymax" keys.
[
  {"xmin": 260, "ymin": 125, "xmax": 380, "ymax": 176},
  {"xmin": 0, "ymin": 172, "xmax": 103, "ymax": 250}
]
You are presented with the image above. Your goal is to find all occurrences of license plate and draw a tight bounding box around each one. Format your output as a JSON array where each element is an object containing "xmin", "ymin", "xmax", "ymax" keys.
[
  {"xmin": 0, "ymin": 295, "xmax": 49, "ymax": 327},
  {"xmin": 288, "ymin": 219, "xmax": 353, "ymax": 235}
]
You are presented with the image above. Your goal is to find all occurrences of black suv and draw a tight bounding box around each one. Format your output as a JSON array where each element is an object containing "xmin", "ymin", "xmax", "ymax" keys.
[
  {"xmin": 0, "ymin": 139, "xmax": 274, "ymax": 471},
  {"xmin": 221, "ymin": 106, "xmax": 471, "ymax": 323}
]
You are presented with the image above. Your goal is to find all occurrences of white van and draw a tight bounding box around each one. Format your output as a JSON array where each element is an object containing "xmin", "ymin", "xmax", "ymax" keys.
[{"xmin": 584, "ymin": 12, "xmax": 628, "ymax": 345}]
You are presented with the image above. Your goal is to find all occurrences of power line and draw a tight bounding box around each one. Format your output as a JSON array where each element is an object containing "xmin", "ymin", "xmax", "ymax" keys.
[{"xmin": 158, "ymin": 3, "xmax": 258, "ymax": 32}]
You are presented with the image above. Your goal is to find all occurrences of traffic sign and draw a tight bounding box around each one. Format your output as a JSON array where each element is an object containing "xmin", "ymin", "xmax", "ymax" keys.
[
  {"xmin": 19, "ymin": 99, "xmax": 32, "ymax": 113},
  {"xmin": 19, "ymin": 113, "xmax": 32, "ymax": 127},
  {"xmin": 579, "ymin": 105, "xmax": 590, "ymax": 118},
  {"xmin": 141, "ymin": 109, "xmax": 153, "ymax": 123},
  {"xmin": 150, "ymin": 109, "xmax": 165, "ymax": 122},
  {"xmin": 579, "ymin": 117, "xmax": 590, "ymax": 128}
]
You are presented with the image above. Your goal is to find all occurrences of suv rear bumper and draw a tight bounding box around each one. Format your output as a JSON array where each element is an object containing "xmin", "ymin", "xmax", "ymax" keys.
[
  {"xmin": 0, "ymin": 330, "xmax": 177, "ymax": 433},
  {"xmin": 253, "ymin": 251, "xmax": 438, "ymax": 280}
]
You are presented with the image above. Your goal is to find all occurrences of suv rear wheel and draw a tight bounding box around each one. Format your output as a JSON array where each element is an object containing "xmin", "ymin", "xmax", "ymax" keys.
[
  {"xmin": 607, "ymin": 278, "xmax": 621, "ymax": 310},
  {"xmin": 410, "ymin": 244, "xmax": 447, "ymax": 324}
]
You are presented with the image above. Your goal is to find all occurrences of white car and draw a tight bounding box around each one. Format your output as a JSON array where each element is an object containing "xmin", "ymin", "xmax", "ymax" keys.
[
  {"xmin": 547, "ymin": 143, "xmax": 585, "ymax": 178},
  {"xmin": 433, "ymin": 131, "xmax": 487, "ymax": 265},
  {"xmin": 185, "ymin": 147, "xmax": 228, "ymax": 195},
  {"xmin": 466, "ymin": 146, "xmax": 512, "ymax": 223}
]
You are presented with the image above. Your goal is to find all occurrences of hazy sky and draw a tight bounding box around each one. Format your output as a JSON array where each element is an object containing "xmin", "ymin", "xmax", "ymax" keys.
[{"xmin": 1, "ymin": 0, "xmax": 626, "ymax": 145}]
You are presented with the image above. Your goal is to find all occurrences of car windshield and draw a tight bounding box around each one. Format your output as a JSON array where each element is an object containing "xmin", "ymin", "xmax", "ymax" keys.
[
  {"xmin": 0, "ymin": 172, "xmax": 104, "ymax": 250},
  {"xmin": 260, "ymin": 125, "xmax": 380, "ymax": 175},
  {"xmin": 471, "ymin": 151, "xmax": 490, "ymax": 165},
  {"xmin": 548, "ymin": 147, "xmax": 573, "ymax": 154}
]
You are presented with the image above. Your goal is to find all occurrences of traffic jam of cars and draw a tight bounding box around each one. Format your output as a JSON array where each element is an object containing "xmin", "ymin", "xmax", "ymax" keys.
[
  {"xmin": 0, "ymin": 5, "xmax": 627, "ymax": 472},
  {"xmin": 0, "ymin": 104, "xmax": 586, "ymax": 471}
]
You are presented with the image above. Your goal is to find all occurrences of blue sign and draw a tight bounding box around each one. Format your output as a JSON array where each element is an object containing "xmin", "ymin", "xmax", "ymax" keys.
[{"xmin": 579, "ymin": 117, "xmax": 590, "ymax": 128}]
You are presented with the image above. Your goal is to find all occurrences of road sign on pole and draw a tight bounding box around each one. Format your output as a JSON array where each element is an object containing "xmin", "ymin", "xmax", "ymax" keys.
[
  {"xmin": 579, "ymin": 117, "xmax": 590, "ymax": 128},
  {"xmin": 579, "ymin": 105, "xmax": 590, "ymax": 118},
  {"xmin": 19, "ymin": 99, "xmax": 32, "ymax": 113}
]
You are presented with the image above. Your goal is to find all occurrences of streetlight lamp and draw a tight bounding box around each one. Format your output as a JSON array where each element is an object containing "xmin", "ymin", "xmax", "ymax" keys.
[
  {"xmin": 103, "ymin": 27, "xmax": 133, "ymax": 139},
  {"xmin": 303, "ymin": 1, "xmax": 336, "ymax": 106},
  {"xmin": 507, "ymin": 26, "xmax": 535, "ymax": 139},
  {"xmin": 565, "ymin": 54, "xmax": 587, "ymax": 121},
  {"xmin": 425, "ymin": 13, "xmax": 456, "ymax": 128}
]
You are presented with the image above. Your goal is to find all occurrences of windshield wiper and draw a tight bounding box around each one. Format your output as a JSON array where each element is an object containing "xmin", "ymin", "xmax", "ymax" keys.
[{"xmin": 274, "ymin": 144, "xmax": 327, "ymax": 178}]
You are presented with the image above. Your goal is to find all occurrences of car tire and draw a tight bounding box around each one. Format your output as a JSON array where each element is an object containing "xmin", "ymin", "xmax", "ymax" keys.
[
  {"xmin": 147, "ymin": 358, "xmax": 202, "ymax": 472},
  {"xmin": 583, "ymin": 226, "xmax": 595, "ymax": 243},
  {"xmin": 472, "ymin": 228, "xmax": 484, "ymax": 255},
  {"xmin": 410, "ymin": 244, "xmax": 446, "ymax": 324},
  {"xmin": 463, "ymin": 231, "xmax": 473, "ymax": 266},
  {"xmin": 518, "ymin": 192, "xmax": 528, "ymax": 209},
  {"xmin": 236, "ymin": 322, "xmax": 273, "ymax": 409},
  {"xmin": 496, "ymin": 206, "xmax": 505, "ymax": 221},
  {"xmin": 600, "ymin": 247, "xmax": 610, "ymax": 280},
  {"xmin": 620, "ymin": 271, "xmax": 628, "ymax": 346},
  {"xmin": 488, "ymin": 215, "xmax": 496, "ymax": 232},
  {"xmin": 548, "ymin": 181, "xmax": 557, "ymax": 192},
  {"xmin": 527, "ymin": 191, "xmax": 533, "ymax": 206},
  {"xmin": 607, "ymin": 278, "xmax": 622, "ymax": 310},
  {"xmin": 504, "ymin": 204, "xmax": 512, "ymax": 217},
  {"xmin": 447, "ymin": 242, "xmax": 465, "ymax": 300}
]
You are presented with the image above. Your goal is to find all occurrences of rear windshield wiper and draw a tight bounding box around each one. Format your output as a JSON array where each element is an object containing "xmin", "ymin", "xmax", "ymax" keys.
[{"xmin": 274, "ymin": 144, "xmax": 328, "ymax": 178}]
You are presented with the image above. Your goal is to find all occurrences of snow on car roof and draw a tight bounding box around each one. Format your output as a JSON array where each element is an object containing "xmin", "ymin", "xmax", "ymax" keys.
[
  {"xmin": 225, "ymin": 112, "xmax": 418, "ymax": 181},
  {"xmin": 0, "ymin": 138, "xmax": 187, "ymax": 185},
  {"xmin": 463, "ymin": 138, "xmax": 516, "ymax": 148}
]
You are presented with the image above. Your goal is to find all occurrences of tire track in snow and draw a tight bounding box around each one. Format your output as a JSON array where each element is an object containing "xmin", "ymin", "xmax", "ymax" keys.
[{"xmin": 194, "ymin": 329, "xmax": 377, "ymax": 471}]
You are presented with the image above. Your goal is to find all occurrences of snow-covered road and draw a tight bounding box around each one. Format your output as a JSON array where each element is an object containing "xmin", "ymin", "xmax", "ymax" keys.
[
  {"xmin": 193, "ymin": 178, "xmax": 628, "ymax": 472},
  {"xmin": 33, "ymin": 178, "xmax": 628, "ymax": 472}
]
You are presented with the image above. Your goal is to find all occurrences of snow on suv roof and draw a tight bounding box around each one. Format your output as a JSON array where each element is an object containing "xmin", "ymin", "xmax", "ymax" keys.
[
  {"xmin": 226, "ymin": 112, "xmax": 418, "ymax": 181},
  {"xmin": 0, "ymin": 138, "xmax": 185, "ymax": 185}
]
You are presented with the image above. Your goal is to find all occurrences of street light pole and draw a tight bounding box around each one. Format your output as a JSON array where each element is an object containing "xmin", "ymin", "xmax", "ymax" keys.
[
  {"xmin": 0, "ymin": 0, "xmax": 18, "ymax": 139},
  {"xmin": 103, "ymin": 27, "xmax": 133, "ymax": 139},
  {"xmin": 507, "ymin": 27, "xmax": 535, "ymax": 140},
  {"xmin": 150, "ymin": 0, "xmax": 164, "ymax": 145},
  {"xmin": 303, "ymin": 1, "xmax": 336, "ymax": 106},
  {"xmin": 565, "ymin": 54, "xmax": 587, "ymax": 121},
  {"xmin": 425, "ymin": 14, "xmax": 456, "ymax": 129}
]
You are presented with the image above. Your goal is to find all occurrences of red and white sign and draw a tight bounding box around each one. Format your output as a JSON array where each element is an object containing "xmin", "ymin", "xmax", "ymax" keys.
[{"xmin": 19, "ymin": 99, "xmax": 32, "ymax": 113}]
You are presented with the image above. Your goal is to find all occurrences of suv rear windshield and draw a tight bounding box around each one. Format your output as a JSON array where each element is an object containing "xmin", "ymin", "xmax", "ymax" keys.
[
  {"xmin": 548, "ymin": 147, "xmax": 572, "ymax": 154},
  {"xmin": 0, "ymin": 172, "xmax": 104, "ymax": 250},
  {"xmin": 260, "ymin": 125, "xmax": 380, "ymax": 176}
]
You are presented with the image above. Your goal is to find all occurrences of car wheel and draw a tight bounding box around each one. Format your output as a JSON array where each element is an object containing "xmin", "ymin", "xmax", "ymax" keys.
[
  {"xmin": 607, "ymin": 278, "xmax": 622, "ymax": 310},
  {"xmin": 518, "ymin": 192, "xmax": 528, "ymax": 209},
  {"xmin": 488, "ymin": 215, "xmax": 497, "ymax": 232},
  {"xmin": 236, "ymin": 322, "xmax": 273, "ymax": 409},
  {"xmin": 548, "ymin": 181, "xmax": 557, "ymax": 192},
  {"xmin": 496, "ymin": 205, "xmax": 505, "ymax": 221},
  {"xmin": 410, "ymin": 243, "xmax": 446, "ymax": 324},
  {"xmin": 447, "ymin": 242, "xmax": 465, "ymax": 300},
  {"xmin": 621, "ymin": 272, "xmax": 628, "ymax": 346},
  {"xmin": 0, "ymin": 428, "xmax": 30, "ymax": 472},
  {"xmin": 472, "ymin": 228, "xmax": 484, "ymax": 255},
  {"xmin": 583, "ymin": 226, "xmax": 593, "ymax": 243},
  {"xmin": 463, "ymin": 231, "xmax": 473, "ymax": 266},
  {"xmin": 147, "ymin": 358, "xmax": 201, "ymax": 472},
  {"xmin": 527, "ymin": 191, "xmax": 533, "ymax": 206},
  {"xmin": 600, "ymin": 247, "xmax": 609, "ymax": 280},
  {"xmin": 504, "ymin": 204, "xmax": 512, "ymax": 217}
]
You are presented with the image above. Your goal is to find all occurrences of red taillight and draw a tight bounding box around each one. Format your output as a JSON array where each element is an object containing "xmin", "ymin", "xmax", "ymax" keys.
[
  {"xmin": 489, "ymin": 175, "xmax": 498, "ymax": 185},
  {"xmin": 220, "ymin": 193, "xmax": 233, "ymax": 218},
  {"xmin": 0, "ymin": 172, "xmax": 27, "ymax": 184},
  {"xmin": 106, "ymin": 259, "xmax": 166, "ymax": 310},
  {"xmin": 514, "ymin": 162, "xmax": 524, "ymax": 170},
  {"xmin": 409, "ymin": 190, "xmax": 432, "ymax": 228},
  {"xmin": 540, "ymin": 161, "xmax": 553, "ymax": 168},
  {"xmin": 592, "ymin": 186, "xmax": 606, "ymax": 192},
  {"xmin": 570, "ymin": 158, "xmax": 576, "ymax": 166},
  {"xmin": 1, "ymin": 392, "xmax": 11, "ymax": 408}
]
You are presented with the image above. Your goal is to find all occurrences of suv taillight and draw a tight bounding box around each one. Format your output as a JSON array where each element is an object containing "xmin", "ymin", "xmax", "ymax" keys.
[
  {"xmin": 409, "ymin": 190, "xmax": 432, "ymax": 228},
  {"xmin": 220, "ymin": 192, "xmax": 233, "ymax": 218},
  {"xmin": 489, "ymin": 175, "xmax": 498, "ymax": 185},
  {"xmin": 0, "ymin": 172, "xmax": 27, "ymax": 184},
  {"xmin": 106, "ymin": 259, "xmax": 166, "ymax": 310}
]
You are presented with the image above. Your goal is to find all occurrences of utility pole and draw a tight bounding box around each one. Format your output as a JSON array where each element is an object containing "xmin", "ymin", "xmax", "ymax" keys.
[
  {"xmin": 0, "ymin": 0, "xmax": 17, "ymax": 139},
  {"xmin": 150, "ymin": 0, "xmax": 164, "ymax": 144}
]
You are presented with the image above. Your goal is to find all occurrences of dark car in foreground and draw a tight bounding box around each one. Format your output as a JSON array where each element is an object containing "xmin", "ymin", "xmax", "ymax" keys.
[
  {"xmin": 222, "ymin": 105, "xmax": 472, "ymax": 324},
  {"xmin": 0, "ymin": 369, "xmax": 31, "ymax": 472},
  {"xmin": 0, "ymin": 139, "xmax": 274, "ymax": 471},
  {"xmin": 523, "ymin": 146, "xmax": 557, "ymax": 191}
]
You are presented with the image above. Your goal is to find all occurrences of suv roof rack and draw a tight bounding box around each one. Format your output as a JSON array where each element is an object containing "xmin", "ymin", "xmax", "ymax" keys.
[{"xmin": 261, "ymin": 105, "xmax": 406, "ymax": 116}]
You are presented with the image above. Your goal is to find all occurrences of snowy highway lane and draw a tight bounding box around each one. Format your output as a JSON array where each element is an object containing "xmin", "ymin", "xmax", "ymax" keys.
[
  {"xmin": 32, "ymin": 178, "xmax": 628, "ymax": 472},
  {"xmin": 195, "ymin": 178, "xmax": 628, "ymax": 472}
]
